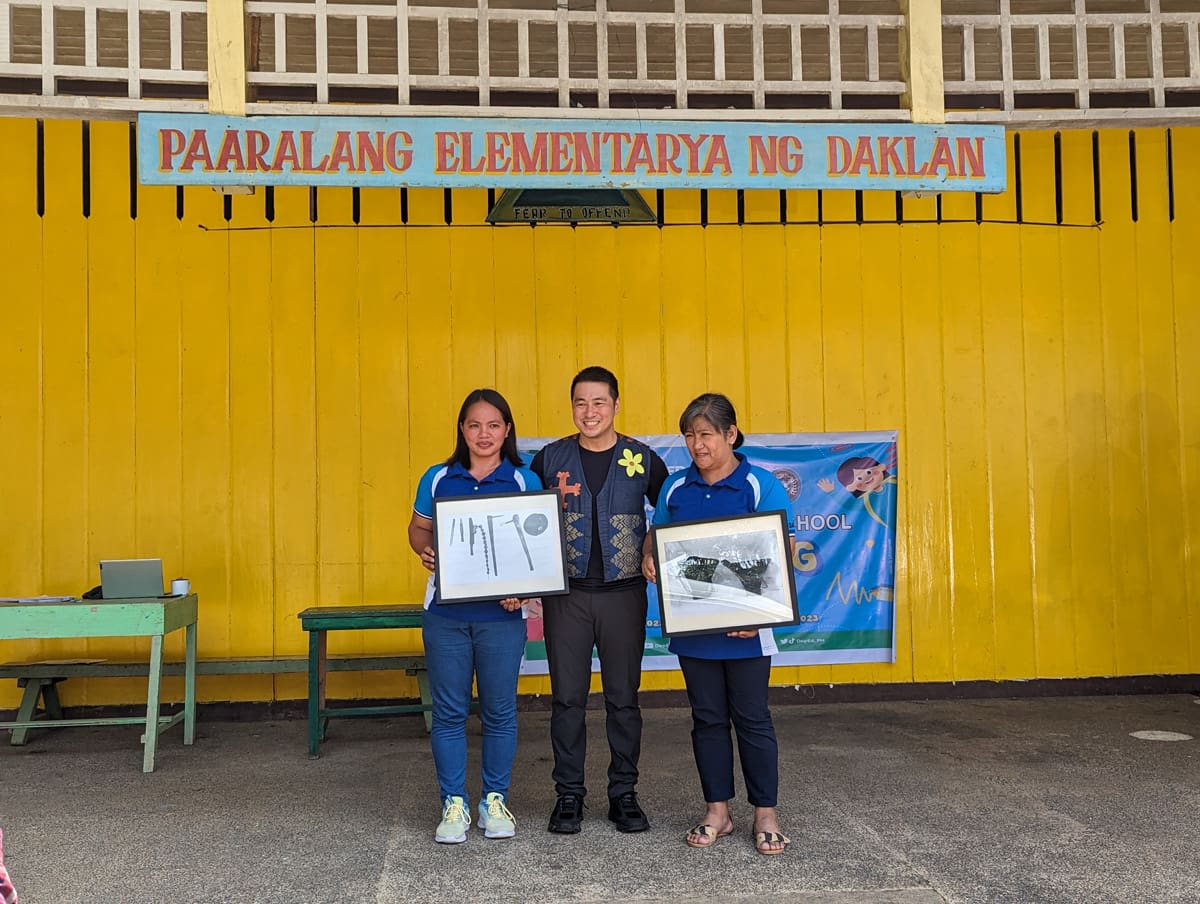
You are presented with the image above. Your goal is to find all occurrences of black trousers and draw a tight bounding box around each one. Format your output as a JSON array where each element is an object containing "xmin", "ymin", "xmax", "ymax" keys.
[
  {"xmin": 677, "ymin": 654, "xmax": 779, "ymax": 807},
  {"xmin": 542, "ymin": 583, "xmax": 648, "ymax": 798}
]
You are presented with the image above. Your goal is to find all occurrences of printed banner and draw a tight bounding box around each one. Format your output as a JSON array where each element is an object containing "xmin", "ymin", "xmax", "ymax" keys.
[
  {"xmin": 136, "ymin": 113, "xmax": 1006, "ymax": 193},
  {"xmin": 517, "ymin": 431, "xmax": 898, "ymax": 674}
]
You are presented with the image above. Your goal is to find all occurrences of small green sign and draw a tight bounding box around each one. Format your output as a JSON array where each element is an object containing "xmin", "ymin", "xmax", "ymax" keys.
[{"xmin": 486, "ymin": 188, "xmax": 656, "ymax": 224}]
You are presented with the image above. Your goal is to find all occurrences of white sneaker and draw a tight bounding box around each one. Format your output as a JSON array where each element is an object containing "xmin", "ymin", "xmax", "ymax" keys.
[
  {"xmin": 435, "ymin": 795, "xmax": 470, "ymax": 844},
  {"xmin": 477, "ymin": 792, "xmax": 516, "ymax": 839}
]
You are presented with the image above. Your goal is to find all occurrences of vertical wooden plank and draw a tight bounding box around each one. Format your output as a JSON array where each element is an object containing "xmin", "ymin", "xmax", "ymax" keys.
[
  {"xmin": 1169, "ymin": 128, "xmax": 1200, "ymax": 671},
  {"xmin": 741, "ymin": 226, "xmax": 788, "ymax": 434},
  {"xmin": 899, "ymin": 223, "xmax": 952, "ymax": 681},
  {"xmin": 449, "ymin": 225, "xmax": 497, "ymax": 393},
  {"xmin": 178, "ymin": 184, "xmax": 232, "ymax": 695},
  {"xmin": 1132, "ymin": 128, "xmax": 1189, "ymax": 673},
  {"xmin": 313, "ymin": 188, "xmax": 364, "ymax": 700},
  {"xmin": 1096, "ymin": 129, "xmax": 1154, "ymax": 675},
  {"xmin": 40, "ymin": 120, "xmax": 90, "ymax": 675},
  {"xmin": 783, "ymin": 224, "xmax": 825, "ymax": 432},
  {"xmin": 357, "ymin": 190, "xmax": 420, "ymax": 698},
  {"xmin": 270, "ymin": 186, "xmax": 317, "ymax": 677},
  {"xmin": 614, "ymin": 227, "xmax": 665, "ymax": 436},
  {"xmin": 222, "ymin": 187, "xmax": 275, "ymax": 702},
  {"xmin": 704, "ymin": 226, "xmax": 745, "ymax": 401},
  {"xmin": 0, "ymin": 119, "xmax": 43, "ymax": 595},
  {"xmin": 85, "ymin": 122, "xmax": 139, "ymax": 700},
  {"xmin": 1171, "ymin": 127, "xmax": 1200, "ymax": 672},
  {"xmin": 659, "ymin": 227, "xmax": 707, "ymax": 424},
  {"xmin": 858, "ymin": 193, "xmax": 909, "ymax": 684},
  {"xmin": 493, "ymin": 228, "xmax": 540, "ymax": 433},
  {"xmin": 1018, "ymin": 130, "xmax": 1075, "ymax": 678},
  {"xmin": 574, "ymin": 228, "xmax": 620, "ymax": 376},
  {"xmin": 1058, "ymin": 130, "xmax": 1117, "ymax": 678},
  {"xmin": 978, "ymin": 130, "xmax": 1036, "ymax": 680},
  {"xmin": 818, "ymin": 223, "xmax": 864, "ymax": 433},
  {"xmin": 938, "ymin": 218, "xmax": 995, "ymax": 682},
  {"xmin": 0, "ymin": 118, "xmax": 44, "ymax": 700},
  {"xmin": 661, "ymin": 189, "xmax": 700, "ymax": 225},
  {"xmin": 531, "ymin": 228, "xmax": 578, "ymax": 437},
  {"xmin": 404, "ymin": 225, "xmax": 453, "ymax": 479}
]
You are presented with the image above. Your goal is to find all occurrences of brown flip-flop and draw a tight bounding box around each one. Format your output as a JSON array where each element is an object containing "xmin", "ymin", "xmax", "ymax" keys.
[
  {"xmin": 754, "ymin": 830, "xmax": 792, "ymax": 855},
  {"xmin": 685, "ymin": 823, "xmax": 734, "ymax": 848}
]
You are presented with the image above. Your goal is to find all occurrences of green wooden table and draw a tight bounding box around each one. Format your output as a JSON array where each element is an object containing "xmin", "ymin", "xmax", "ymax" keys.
[
  {"xmin": 0, "ymin": 594, "xmax": 198, "ymax": 772},
  {"xmin": 297, "ymin": 605, "xmax": 428, "ymax": 757}
]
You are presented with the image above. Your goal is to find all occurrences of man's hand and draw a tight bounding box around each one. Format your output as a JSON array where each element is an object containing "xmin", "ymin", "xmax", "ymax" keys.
[
  {"xmin": 499, "ymin": 598, "xmax": 525, "ymax": 611},
  {"xmin": 642, "ymin": 556, "xmax": 657, "ymax": 583},
  {"xmin": 726, "ymin": 630, "xmax": 758, "ymax": 639}
]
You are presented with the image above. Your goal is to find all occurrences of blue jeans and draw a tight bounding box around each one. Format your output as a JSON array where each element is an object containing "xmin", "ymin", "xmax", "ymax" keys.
[{"xmin": 422, "ymin": 607, "xmax": 527, "ymax": 806}]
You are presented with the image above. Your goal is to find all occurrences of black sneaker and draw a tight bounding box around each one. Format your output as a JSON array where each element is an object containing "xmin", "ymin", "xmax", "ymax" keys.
[
  {"xmin": 607, "ymin": 792, "xmax": 650, "ymax": 833},
  {"xmin": 548, "ymin": 794, "xmax": 584, "ymax": 834}
]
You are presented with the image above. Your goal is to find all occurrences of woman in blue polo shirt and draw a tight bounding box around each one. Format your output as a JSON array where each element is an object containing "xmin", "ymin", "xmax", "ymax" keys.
[
  {"xmin": 643, "ymin": 392, "xmax": 793, "ymax": 856},
  {"xmin": 408, "ymin": 388, "xmax": 542, "ymax": 845}
]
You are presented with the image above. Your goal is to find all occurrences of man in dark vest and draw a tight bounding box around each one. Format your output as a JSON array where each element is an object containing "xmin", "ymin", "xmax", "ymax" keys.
[{"xmin": 530, "ymin": 366, "xmax": 669, "ymax": 834}]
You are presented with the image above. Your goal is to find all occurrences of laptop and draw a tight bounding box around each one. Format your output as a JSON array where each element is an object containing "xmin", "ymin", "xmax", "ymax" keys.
[{"xmin": 99, "ymin": 559, "xmax": 165, "ymax": 599}]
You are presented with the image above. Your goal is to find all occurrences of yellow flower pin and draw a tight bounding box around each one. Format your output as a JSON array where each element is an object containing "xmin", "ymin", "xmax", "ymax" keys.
[{"xmin": 618, "ymin": 448, "xmax": 645, "ymax": 477}]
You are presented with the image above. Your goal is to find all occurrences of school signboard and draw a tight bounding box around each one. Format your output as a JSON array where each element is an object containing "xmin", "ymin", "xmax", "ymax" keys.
[
  {"xmin": 137, "ymin": 113, "xmax": 1006, "ymax": 193},
  {"xmin": 517, "ymin": 431, "xmax": 899, "ymax": 674}
]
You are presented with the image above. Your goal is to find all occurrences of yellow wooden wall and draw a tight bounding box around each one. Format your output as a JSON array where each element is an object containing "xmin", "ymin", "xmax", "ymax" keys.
[{"xmin": 1, "ymin": 118, "xmax": 1197, "ymax": 708}]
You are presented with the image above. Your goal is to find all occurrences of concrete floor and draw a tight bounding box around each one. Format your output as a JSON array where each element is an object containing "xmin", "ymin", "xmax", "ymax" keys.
[{"xmin": 1, "ymin": 694, "xmax": 1199, "ymax": 904}]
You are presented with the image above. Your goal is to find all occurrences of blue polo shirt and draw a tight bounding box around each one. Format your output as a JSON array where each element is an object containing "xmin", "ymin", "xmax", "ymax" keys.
[
  {"xmin": 652, "ymin": 453, "xmax": 793, "ymax": 659},
  {"xmin": 414, "ymin": 459, "xmax": 543, "ymax": 622}
]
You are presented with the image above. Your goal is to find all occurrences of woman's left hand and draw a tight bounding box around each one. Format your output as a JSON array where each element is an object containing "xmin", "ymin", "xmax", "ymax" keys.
[
  {"xmin": 726, "ymin": 630, "xmax": 758, "ymax": 639},
  {"xmin": 499, "ymin": 597, "xmax": 525, "ymax": 611}
]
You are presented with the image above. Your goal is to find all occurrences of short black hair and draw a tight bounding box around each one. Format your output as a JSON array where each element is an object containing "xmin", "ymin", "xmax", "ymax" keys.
[
  {"xmin": 678, "ymin": 392, "xmax": 745, "ymax": 449},
  {"xmin": 445, "ymin": 388, "xmax": 524, "ymax": 469},
  {"xmin": 570, "ymin": 366, "xmax": 619, "ymax": 402}
]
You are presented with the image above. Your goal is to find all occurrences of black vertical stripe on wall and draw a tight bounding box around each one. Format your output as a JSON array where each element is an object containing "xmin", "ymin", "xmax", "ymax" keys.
[
  {"xmin": 309, "ymin": 186, "xmax": 318, "ymax": 223},
  {"xmin": 1166, "ymin": 129, "xmax": 1175, "ymax": 222},
  {"xmin": 778, "ymin": 189, "xmax": 787, "ymax": 224},
  {"xmin": 1128, "ymin": 131, "xmax": 1138, "ymax": 223},
  {"xmin": 81, "ymin": 121, "xmax": 91, "ymax": 218},
  {"xmin": 855, "ymin": 190, "xmax": 864, "ymax": 224},
  {"xmin": 974, "ymin": 192, "xmax": 983, "ymax": 224},
  {"xmin": 894, "ymin": 190, "xmax": 903, "ymax": 224},
  {"xmin": 736, "ymin": 190, "xmax": 745, "ymax": 225},
  {"xmin": 352, "ymin": 187, "xmax": 361, "ymax": 225},
  {"xmin": 128, "ymin": 122, "xmax": 138, "ymax": 220},
  {"xmin": 1013, "ymin": 133, "xmax": 1023, "ymax": 224},
  {"xmin": 400, "ymin": 187, "xmax": 408, "ymax": 224},
  {"xmin": 656, "ymin": 189, "xmax": 665, "ymax": 227},
  {"xmin": 1091, "ymin": 131, "xmax": 1102, "ymax": 223},
  {"xmin": 699, "ymin": 189, "xmax": 708, "ymax": 226},
  {"xmin": 223, "ymin": 194, "xmax": 233, "ymax": 222},
  {"xmin": 816, "ymin": 189, "xmax": 823, "ymax": 225},
  {"xmin": 1053, "ymin": 132, "xmax": 1064, "ymax": 225},
  {"xmin": 265, "ymin": 186, "xmax": 275, "ymax": 223},
  {"xmin": 443, "ymin": 188, "xmax": 453, "ymax": 225},
  {"xmin": 935, "ymin": 193, "xmax": 943, "ymax": 224},
  {"xmin": 175, "ymin": 186, "xmax": 184, "ymax": 220},
  {"xmin": 35, "ymin": 120, "xmax": 45, "ymax": 217}
]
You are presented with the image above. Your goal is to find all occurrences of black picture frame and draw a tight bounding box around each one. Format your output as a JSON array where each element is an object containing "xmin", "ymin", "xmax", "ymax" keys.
[
  {"xmin": 651, "ymin": 509, "xmax": 800, "ymax": 638},
  {"xmin": 432, "ymin": 489, "xmax": 569, "ymax": 604}
]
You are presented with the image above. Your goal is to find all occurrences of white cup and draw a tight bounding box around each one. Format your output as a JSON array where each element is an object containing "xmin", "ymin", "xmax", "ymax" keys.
[{"xmin": 171, "ymin": 578, "xmax": 191, "ymax": 596}]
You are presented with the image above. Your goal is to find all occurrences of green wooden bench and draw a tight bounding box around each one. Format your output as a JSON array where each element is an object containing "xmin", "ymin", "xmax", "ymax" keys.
[
  {"xmin": 0, "ymin": 654, "xmax": 429, "ymax": 750},
  {"xmin": 297, "ymin": 604, "xmax": 429, "ymax": 758}
]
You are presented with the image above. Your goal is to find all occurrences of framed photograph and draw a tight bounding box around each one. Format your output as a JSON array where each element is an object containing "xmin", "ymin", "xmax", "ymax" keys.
[
  {"xmin": 433, "ymin": 490, "xmax": 569, "ymax": 604},
  {"xmin": 651, "ymin": 510, "xmax": 800, "ymax": 638}
]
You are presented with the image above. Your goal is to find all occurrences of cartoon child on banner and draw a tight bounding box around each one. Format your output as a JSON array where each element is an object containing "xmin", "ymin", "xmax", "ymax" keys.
[{"xmin": 835, "ymin": 448, "xmax": 897, "ymax": 529}]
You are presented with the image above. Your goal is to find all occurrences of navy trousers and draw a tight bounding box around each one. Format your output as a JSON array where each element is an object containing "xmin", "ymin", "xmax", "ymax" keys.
[{"xmin": 677, "ymin": 654, "xmax": 779, "ymax": 807}]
